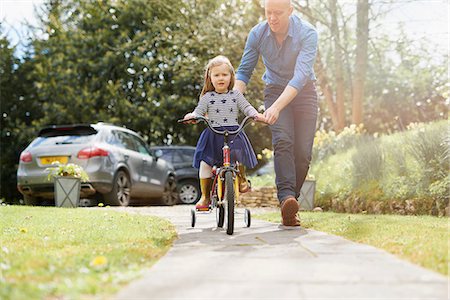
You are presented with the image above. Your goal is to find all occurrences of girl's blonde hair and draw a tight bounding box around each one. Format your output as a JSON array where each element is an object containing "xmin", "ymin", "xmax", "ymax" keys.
[{"xmin": 201, "ymin": 55, "xmax": 235, "ymax": 96}]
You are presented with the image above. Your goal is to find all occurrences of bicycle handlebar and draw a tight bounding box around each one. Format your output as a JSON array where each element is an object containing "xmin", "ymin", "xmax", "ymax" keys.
[{"xmin": 178, "ymin": 115, "xmax": 257, "ymax": 136}]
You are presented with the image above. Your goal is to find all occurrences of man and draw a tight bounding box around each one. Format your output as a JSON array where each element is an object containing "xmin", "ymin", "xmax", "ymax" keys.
[{"xmin": 235, "ymin": 0, "xmax": 318, "ymax": 226}]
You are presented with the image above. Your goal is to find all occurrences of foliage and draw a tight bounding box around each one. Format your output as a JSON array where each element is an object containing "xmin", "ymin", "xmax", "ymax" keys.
[
  {"xmin": 0, "ymin": 23, "xmax": 43, "ymax": 201},
  {"xmin": 45, "ymin": 162, "xmax": 89, "ymax": 182},
  {"xmin": 310, "ymin": 120, "xmax": 449, "ymax": 216},
  {"xmin": 404, "ymin": 122, "xmax": 448, "ymax": 183},
  {"xmin": 363, "ymin": 32, "xmax": 448, "ymax": 133},
  {"xmin": 312, "ymin": 124, "xmax": 365, "ymax": 163},
  {"xmin": 27, "ymin": 0, "xmax": 267, "ymax": 146},
  {"xmin": 255, "ymin": 211, "xmax": 449, "ymax": 275},
  {"xmin": 0, "ymin": 0, "xmax": 269, "ymax": 201},
  {"xmin": 299, "ymin": 2, "xmax": 447, "ymax": 133},
  {"xmin": 250, "ymin": 174, "xmax": 276, "ymax": 188},
  {"xmin": 351, "ymin": 137, "xmax": 383, "ymax": 188},
  {"xmin": 0, "ymin": 206, "xmax": 176, "ymax": 299}
]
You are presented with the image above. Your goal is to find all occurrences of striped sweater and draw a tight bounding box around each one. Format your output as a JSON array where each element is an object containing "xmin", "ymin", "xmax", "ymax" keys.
[{"xmin": 193, "ymin": 90, "xmax": 258, "ymax": 127}]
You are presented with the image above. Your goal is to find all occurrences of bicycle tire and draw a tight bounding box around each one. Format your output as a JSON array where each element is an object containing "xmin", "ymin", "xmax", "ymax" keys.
[{"xmin": 225, "ymin": 171, "xmax": 235, "ymax": 235}]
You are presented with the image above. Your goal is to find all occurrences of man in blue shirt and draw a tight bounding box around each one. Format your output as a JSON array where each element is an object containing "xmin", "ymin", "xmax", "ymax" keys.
[{"xmin": 235, "ymin": 0, "xmax": 318, "ymax": 227}]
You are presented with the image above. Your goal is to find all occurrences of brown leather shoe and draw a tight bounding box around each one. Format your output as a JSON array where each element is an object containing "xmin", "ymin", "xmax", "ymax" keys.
[
  {"xmin": 239, "ymin": 179, "xmax": 251, "ymax": 193},
  {"xmin": 281, "ymin": 197, "xmax": 300, "ymax": 226},
  {"xmin": 237, "ymin": 162, "xmax": 250, "ymax": 193}
]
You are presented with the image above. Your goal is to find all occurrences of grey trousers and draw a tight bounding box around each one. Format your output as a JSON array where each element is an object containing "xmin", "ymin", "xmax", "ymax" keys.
[{"xmin": 264, "ymin": 81, "xmax": 318, "ymax": 203}]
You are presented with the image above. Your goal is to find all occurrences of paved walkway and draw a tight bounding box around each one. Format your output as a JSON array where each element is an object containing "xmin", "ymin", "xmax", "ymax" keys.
[{"xmin": 112, "ymin": 206, "xmax": 448, "ymax": 300}]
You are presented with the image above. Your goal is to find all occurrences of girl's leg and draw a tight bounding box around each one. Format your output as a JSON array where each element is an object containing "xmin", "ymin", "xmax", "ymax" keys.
[{"xmin": 196, "ymin": 161, "xmax": 213, "ymax": 209}]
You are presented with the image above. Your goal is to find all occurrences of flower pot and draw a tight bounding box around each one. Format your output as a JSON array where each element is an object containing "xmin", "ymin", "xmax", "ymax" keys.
[
  {"xmin": 297, "ymin": 179, "xmax": 316, "ymax": 211},
  {"xmin": 54, "ymin": 177, "xmax": 81, "ymax": 208}
]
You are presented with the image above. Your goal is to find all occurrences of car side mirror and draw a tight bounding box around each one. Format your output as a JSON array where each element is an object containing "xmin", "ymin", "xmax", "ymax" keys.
[{"xmin": 154, "ymin": 149, "xmax": 163, "ymax": 160}]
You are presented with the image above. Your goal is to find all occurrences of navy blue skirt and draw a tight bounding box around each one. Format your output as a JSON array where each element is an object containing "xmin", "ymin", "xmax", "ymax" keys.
[{"xmin": 193, "ymin": 126, "xmax": 258, "ymax": 169}]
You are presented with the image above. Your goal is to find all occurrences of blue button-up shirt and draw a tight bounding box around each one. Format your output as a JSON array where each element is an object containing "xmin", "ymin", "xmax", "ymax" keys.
[{"xmin": 236, "ymin": 15, "xmax": 318, "ymax": 92}]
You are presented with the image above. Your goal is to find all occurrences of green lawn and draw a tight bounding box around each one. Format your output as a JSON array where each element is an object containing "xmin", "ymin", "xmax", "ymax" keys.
[
  {"xmin": 0, "ymin": 206, "xmax": 177, "ymax": 300},
  {"xmin": 256, "ymin": 211, "xmax": 449, "ymax": 276}
]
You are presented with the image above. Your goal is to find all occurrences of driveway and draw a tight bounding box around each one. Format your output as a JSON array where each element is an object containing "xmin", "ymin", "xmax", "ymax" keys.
[{"xmin": 112, "ymin": 206, "xmax": 448, "ymax": 299}]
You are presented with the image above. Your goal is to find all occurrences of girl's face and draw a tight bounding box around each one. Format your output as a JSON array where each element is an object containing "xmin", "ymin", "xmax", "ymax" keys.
[{"xmin": 210, "ymin": 63, "xmax": 231, "ymax": 93}]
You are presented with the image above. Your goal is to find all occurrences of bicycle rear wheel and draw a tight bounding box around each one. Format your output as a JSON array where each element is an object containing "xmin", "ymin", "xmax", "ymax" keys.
[{"xmin": 224, "ymin": 171, "xmax": 235, "ymax": 235}]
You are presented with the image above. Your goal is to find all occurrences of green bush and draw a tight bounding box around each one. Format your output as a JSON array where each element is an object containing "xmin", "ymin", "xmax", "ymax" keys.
[
  {"xmin": 311, "ymin": 120, "xmax": 449, "ymax": 215},
  {"xmin": 405, "ymin": 122, "xmax": 448, "ymax": 184},
  {"xmin": 312, "ymin": 124, "xmax": 365, "ymax": 163},
  {"xmin": 351, "ymin": 137, "xmax": 383, "ymax": 188}
]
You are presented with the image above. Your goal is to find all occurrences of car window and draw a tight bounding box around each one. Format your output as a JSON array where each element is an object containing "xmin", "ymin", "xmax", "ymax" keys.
[
  {"xmin": 130, "ymin": 135, "xmax": 151, "ymax": 156},
  {"xmin": 112, "ymin": 131, "xmax": 138, "ymax": 151},
  {"xmin": 106, "ymin": 131, "xmax": 125, "ymax": 149},
  {"xmin": 181, "ymin": 148, "xmax": 195, "ymax": 159},
  {"xmin": 158, "ymin": 149, "xmax": 173, "ymax": 162},
  {"xmin": 29, "ymin": 135, "xmax": 95, "ymax": 148},
  {"xmin": 173, "ymin": 151, "xmax": 184, "ymax": 164},
  {"xmin": 171, "ymin": 149, "xmax": 193, "ymax": 164}
]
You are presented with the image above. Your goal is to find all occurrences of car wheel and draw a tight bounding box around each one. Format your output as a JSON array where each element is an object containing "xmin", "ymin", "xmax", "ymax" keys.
[
  {"xmin": 178, "ymin": 179, "xmax": 200, "ymax": 204},
  {"xmin": 106, "ymin": 170, "xmax": 131, "ymax": 206},
  {"xmin": 161, "ymin": 176, "xmax": 177, "ymax": 206},
  {"xmin": 24, "ymin": 195, "xmax": 38, "ymax": 206}
]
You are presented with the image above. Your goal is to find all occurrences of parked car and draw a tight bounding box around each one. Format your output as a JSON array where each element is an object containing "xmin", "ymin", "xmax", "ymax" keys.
[
  {"xmin": 149, "ymin": 145, "xmax": 200, "ymax": 204},
  {"xmin": 17, "ymin": 123, "xmax": 178, "ymax": 206}
]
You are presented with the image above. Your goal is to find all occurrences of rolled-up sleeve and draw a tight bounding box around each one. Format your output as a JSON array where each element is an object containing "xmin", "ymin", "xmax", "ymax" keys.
[
  {"xmin": 236, "ymin": 29, "xmax": 259, "ymax": 84},
  {"xmin": 288, "ymin": 29, "xmax": 318, "ymax": 91}
]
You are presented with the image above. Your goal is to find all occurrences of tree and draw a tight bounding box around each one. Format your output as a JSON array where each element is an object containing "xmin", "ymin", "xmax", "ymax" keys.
[
  {"xmin": 352, "ymin": 0, "xmax": 369, "ymax": 125},
  {"xmin": 296, "ymin": 1, "xmax": 370, "ymax": 131},
  {"xmin": 296, "ymin": 1, "xmax": 446, "ymax": 133},
  {"xmin": 0, "ymin": 23, "xmax": 42, "ymax": 201}
]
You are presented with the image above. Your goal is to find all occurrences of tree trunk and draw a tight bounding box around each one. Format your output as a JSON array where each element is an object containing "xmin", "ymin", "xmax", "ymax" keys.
[
  {"xmin": 315, "ymin": 50, "xmax": 339, "ymax": 132},
  {"xmin": 295, "ymin": 2, "xmax": 341, "ymax": 131},
  {"xmin": 330, "ymin": 0, "xmax": 346, "ymax": 131},
  {"xmin": 352, "ymin": 0, "xmax": 369, "ymax": 126}
]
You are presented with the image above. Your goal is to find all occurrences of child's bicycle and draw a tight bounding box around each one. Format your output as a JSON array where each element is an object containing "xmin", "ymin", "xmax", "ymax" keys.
[{"xmin": 178, "ymin": 115, "xmax": 258, "ymax": 235}]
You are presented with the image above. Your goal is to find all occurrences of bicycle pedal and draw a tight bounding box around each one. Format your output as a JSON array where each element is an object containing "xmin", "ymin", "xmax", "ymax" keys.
[{"xmin": 196, "ymin": 206, "xmax": 211, "ymax": 212}]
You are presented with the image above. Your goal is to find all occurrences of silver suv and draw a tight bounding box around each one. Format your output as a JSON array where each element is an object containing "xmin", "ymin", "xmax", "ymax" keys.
[{"xmin": 17, "ymin": 123, "xmax": 178, "ymax": 206}]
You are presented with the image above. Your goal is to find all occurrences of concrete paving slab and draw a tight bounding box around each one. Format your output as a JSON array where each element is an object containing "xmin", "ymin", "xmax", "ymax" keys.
[{"xmin": 111, "ymin": 206, "xmax": 448, "ymax": 300}]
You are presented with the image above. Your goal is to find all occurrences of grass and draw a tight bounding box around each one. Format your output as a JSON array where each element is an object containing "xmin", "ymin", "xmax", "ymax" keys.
[
  {"xmin": 0, "ymin": 205, "xmax": 177, "ymax": 300},
  {"xmin": 255, "ymin": 211, "xmax": 449, "ymax": 276},
  {"xmin": 249, "ymin": 174, "xmax": 276, "ymax": 188}
]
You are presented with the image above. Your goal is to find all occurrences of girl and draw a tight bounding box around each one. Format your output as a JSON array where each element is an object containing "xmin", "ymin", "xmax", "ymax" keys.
[{"xmin": 184, "ymin": 55, "xmax": 265, "ymax": 210}]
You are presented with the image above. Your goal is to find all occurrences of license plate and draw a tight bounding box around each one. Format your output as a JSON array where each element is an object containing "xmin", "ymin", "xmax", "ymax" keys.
[{"xmin": 40, "ymin": 156, "xmax": 69, "ymax": 165}]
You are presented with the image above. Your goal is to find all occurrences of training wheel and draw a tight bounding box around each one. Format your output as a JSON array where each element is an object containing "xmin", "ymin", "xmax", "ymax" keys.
[
  {"xmin": 216, "ymin": 204, "xmax": 225, "ymax": 228},
  {"xmin": 244, "ymin": 208, "xmax": 251, "ymax": 227},
  {"xmin": 190, "ymin": 209, "xmax": 196, "ymax": 227}
]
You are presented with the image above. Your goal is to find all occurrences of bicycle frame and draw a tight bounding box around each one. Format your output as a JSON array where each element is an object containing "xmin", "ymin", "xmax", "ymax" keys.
[
  {"xmin": 206, "ymin": 116, "xmax": 255, "ymax": 202},
  {"xmin": 179, "ymin": 115, "xmax": 257, "ymax": 235}
]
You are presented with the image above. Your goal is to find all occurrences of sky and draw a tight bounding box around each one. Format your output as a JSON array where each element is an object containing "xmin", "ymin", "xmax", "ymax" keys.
[
  {"xmin": 0, "ymin": 0, "xmax": 45, "ymax": 56},
  {"xmin": 0, "ymin": 0, "xmax": 449, "ymax": 57}
]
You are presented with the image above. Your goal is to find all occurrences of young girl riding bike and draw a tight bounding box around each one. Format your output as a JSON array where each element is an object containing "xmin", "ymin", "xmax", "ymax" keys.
[{"xmin": 183, "ymin": 55, "xmax": 265, "ymax": 210}]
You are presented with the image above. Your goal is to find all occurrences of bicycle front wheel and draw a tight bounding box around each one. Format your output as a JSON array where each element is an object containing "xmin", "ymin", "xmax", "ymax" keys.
[{"xmin": 224, "ymin": 171, "xmax": 235, "ymax": 235}]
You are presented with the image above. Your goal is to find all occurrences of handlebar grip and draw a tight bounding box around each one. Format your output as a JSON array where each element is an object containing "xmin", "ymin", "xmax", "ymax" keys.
[
  {"xmin": 177, "ymin": 118, "xmax": 198, "ymax": 123},
  {"xmin": 178, "ymin": 117, "xmax": 208, "ymax": 124}
]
